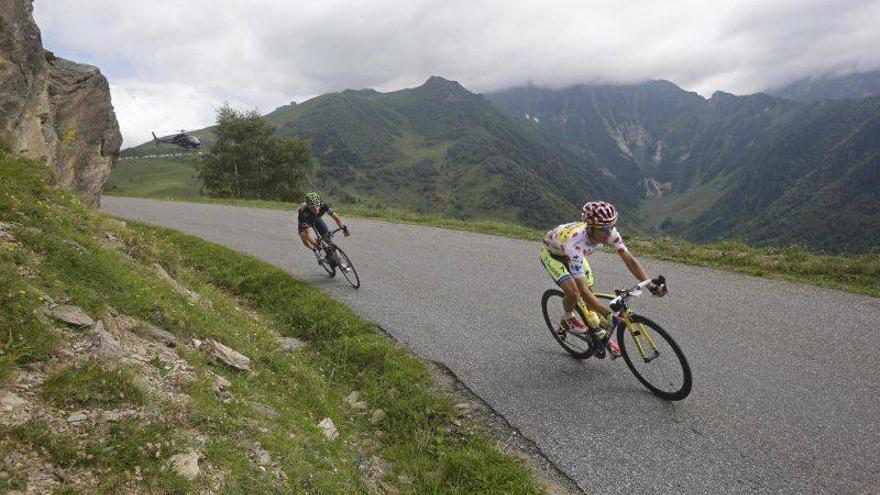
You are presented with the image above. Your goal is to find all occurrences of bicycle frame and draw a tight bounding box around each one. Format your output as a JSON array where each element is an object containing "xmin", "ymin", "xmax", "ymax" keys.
[
  {"xmin": 545, "ymin": 276, "xmax": 690, "ymax": 399},
  {"xmin": 316, "ymin": 227, "xmax": 347, "ymax": 253},
  {"xmin": 587, "ymin": 277, "xmax": 664, "ymax": 363},
  {"xmin": 316, "ymin": 226, "xmax": 346, "ymax": 244}
]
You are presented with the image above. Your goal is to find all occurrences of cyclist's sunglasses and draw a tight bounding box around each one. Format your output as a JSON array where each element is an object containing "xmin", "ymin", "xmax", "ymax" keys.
[{"xmin": 591, "ymin": 225, "xmax": 614, "ymax": 233}]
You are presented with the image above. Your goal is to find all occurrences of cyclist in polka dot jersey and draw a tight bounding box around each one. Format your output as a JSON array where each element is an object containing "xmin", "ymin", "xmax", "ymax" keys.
[{"xmin": 540, "ymin": 201, "xmax": 666, "ymax": 358}]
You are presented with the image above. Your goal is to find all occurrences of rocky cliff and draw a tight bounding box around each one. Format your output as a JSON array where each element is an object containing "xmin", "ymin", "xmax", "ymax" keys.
[{"xmin": 0, "ymin": 0, "xmax": 121, "ymax": 206}]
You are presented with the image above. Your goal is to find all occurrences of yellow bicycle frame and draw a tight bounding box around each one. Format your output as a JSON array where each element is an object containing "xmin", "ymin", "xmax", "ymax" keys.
[{"xmin": 592, "ymin": 292, "xmax": 659, "ymax": 360}]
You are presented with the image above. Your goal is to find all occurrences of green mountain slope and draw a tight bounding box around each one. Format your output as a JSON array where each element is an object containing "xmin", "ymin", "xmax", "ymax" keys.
[
  {"xmin": 123, "ymin": 77, "xmax": 639, "ymax": 228},
  {"xmin": 120, "ymin": 76, "xmax": 880, "ymax": 252},
  {"xmin": 269, "ymin": 76, "xmax": 635, "ymax": 227},
  {"xmin": 488, "ymin": 83, "xmax": 880, "ymax": 253},
  {"xmin": 688, "ymin": 97, "xmax": 880, "ymax": 252}
]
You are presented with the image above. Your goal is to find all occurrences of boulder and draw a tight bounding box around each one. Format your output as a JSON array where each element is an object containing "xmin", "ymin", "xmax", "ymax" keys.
[
  {"xmin": 318, "ymin": 417, "xmax": 339, "ymax": 440},
  {"xmin": 153, "ymin": 263, "xmax": 206, "ymax": 304},
  {"xmin": 210, "ymin": 372, "xmax": 232, "ymax": 394},
  {"xmin": 50, "ymin": 304, "xmax": 94, "ymax": 327},
  {"xmin": 138, "ymin": 322, "xmax": 178, "ymax": 348},
  {"xmin": 48, "ymin": 57, "xmax": 122, "ymax": 206},
  {"xmin": 67, "ymin": 411, "xmax": 88, "ymax": 423},
  {"xmin": 169, "ymin": 451, "xmax": 200, "ymax": 480},
  {"xmin": 0, "ymin": 0, "xmax": 121, "ymax": 206},
  {"xmin": 89, "ymin": 320, "xmax": 122, "ymax": 360},
  {"xmin": 205, "ymin": 338, "xmax": 250, "ymax": 371}
]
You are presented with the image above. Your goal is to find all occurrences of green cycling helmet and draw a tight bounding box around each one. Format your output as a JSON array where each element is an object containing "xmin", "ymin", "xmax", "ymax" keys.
[{"xmin": 304, "ymin": 192, "xmax": 321, "ymax": 206}]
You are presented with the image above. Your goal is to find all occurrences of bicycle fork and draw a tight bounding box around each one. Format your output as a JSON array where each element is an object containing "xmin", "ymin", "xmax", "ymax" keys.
[{"xmin": 622, "ymin": 313, "xmax": 661, "ymax": 362}]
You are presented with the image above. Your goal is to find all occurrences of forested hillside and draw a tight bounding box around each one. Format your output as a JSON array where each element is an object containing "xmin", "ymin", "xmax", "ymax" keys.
[
  {"xmin": 488, "ymin": 83, "xmax": 880, "ymax": 253},
  {"xmin": 264, "ymin": 76, "xmax": 637, "ymax": 227},
  {"xmin": 121, "ymin": 76, "xmax": 880, "ymax": 253}
]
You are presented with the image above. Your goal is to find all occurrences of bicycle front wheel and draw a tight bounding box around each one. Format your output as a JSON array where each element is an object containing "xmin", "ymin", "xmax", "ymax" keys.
[
  {"xmin": 541, "ymin": 289, "xmax": 594, "ymax": 359},
  {"xmin": 617, "ymin": 315, "xmax": 692, "ymax": 400},
  {"xmin": 333, "ymin": 247, "xmax": 360, "ymax": 289}
]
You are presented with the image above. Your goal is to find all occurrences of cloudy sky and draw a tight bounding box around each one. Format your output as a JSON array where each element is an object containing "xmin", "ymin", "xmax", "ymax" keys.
[{"xmin": 33, "ymin": 0, "xmax": 880, "ymax": 148}]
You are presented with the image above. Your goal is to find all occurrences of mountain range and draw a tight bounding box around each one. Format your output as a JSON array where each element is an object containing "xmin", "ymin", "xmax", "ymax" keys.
[
  {"xmin": 124, "ymin": 73, "xmax": 880, "ymax": 253},
  {"xmin": 768, "ymin": 69, "xmax": 880, "ymax": 102},
  {"xmin": 487, "ymin": 81, "xmax": 880, "ymax": 252}
]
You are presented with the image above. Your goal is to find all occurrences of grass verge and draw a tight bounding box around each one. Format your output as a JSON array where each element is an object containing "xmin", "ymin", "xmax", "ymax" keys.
[
  {"xmin": 105, "ymin": 190, "xmax": 880, "ymax": 297},
  {"xmin": 1, "ymin": 151, "xmax": 547, "ymax": 493}
]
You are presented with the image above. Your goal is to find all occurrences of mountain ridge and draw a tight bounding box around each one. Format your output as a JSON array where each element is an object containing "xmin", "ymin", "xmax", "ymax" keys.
[
  {"xmin": 487, "ymin": 81, "xmax": 880, "ymax": 252},
  {"xmin": 122, "ymin": 76, "xmax": 880, "ymax": 252},
  {"xmin": 264, "ymin": 76, "xmax": 636, "ymax": 228},
  {"xmin": 768, "ymin": 68, "xmax": 880, "ymax": 102}
]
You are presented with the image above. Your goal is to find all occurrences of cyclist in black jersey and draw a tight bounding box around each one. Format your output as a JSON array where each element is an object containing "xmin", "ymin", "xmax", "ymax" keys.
[{"xmin": 298, "ymin": 192, "xmax": 349, "ymax": 261}]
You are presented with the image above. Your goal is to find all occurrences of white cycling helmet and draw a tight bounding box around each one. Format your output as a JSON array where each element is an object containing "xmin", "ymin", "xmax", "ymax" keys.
[{"xmin": 581, "ymin": 201, "xmax": 618, "ymax": 226}]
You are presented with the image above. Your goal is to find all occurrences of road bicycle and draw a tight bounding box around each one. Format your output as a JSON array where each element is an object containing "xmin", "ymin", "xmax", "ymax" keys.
[
  {"xmin": 315, "ymin": 227, "xmax": 360, "ymax": 289},
  {"xmin": 540, "ymin": 277, "xmax": 692, "ymax": 400}
]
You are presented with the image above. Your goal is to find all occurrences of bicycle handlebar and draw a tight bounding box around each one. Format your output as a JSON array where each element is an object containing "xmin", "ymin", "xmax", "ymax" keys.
[
  {"xmin": 318, "ymin": 226, "xmax": 348, "ymax": 241},
  {"xmin": 609, "ymin": 276, "xmax": 666, "ymax": 311}
]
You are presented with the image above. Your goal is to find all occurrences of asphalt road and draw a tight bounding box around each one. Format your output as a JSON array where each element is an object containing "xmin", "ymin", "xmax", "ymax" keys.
[{"xmin": 103, "ymin": 197, "xmax": 880, "ymax": 494}]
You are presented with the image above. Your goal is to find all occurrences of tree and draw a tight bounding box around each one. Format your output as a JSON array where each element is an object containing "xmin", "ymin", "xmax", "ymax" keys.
[{"xmin": 199, "ymin": 104, "xmax": 313, "ymax": 201}]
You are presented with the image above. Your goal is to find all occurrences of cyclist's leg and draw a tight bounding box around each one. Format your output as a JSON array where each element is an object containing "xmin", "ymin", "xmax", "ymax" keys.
[
  {"xmin": 580, "ymin": 260, "xmax": 619, "ymax": 356},
  {"xmin": 312, "ymin": 220, "xmax": 334, "ymax": 264},
  {"xmin": 577, "ymin": 259, "xmax": 601, "ymax": 324},
  {"xmin": 312, "ymin": 218, "xmax": 330, "ymax": 239},
  {"xmin": 540, "ymin": 247, "xmax": 577, "ymax": 311},
  {"xmin": 298, "ymin": 228, "xmax": 316, "ymax": 250}
]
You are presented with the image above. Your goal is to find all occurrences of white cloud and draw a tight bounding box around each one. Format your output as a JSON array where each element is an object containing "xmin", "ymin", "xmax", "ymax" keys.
[
  {"xmin": 32, "ymin": 0, "xmax": 880, "ymax": 147},
  {"xmin": 108, "ymin": 81, "xmax": 234, "ymax": 148}
]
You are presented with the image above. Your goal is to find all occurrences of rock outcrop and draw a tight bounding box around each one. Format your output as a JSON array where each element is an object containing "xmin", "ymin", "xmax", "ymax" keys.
[{"xmin": 0, "ymin": 0, "xmax": 121, "ymax": 206}]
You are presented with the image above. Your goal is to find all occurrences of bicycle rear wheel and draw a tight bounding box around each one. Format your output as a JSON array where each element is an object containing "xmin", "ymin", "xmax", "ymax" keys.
[
  {"xmin": 541, "ymin": 289, "xmax": 594, "ymax": 359},
  {"xmin": 617, "ymin": 315, "xmax": 692, "ymax": 400},
  {"xmin": 333, "ymin": 247, "xmax": 360, "ymax": 289}
]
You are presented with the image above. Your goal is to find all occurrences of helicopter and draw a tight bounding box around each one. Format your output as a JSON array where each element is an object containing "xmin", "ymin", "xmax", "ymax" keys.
[{"xmin": 151, "ymin": 130, "xmax": 201, "ymax": 150}]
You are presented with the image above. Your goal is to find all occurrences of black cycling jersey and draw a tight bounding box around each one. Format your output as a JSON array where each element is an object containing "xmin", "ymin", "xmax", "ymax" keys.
[{"xmin": 297, "ymin": 203, "xmax": 333, "ymax": 231}]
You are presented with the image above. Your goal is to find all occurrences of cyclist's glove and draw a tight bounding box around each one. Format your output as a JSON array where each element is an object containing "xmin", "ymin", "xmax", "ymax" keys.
[
  {"xmin": 648, "ymin": 279, "xmax": 667, "ymax": 297},
  {"xmin": 342, "ymin": 225, "xmax": 350, "ymax": 236}
]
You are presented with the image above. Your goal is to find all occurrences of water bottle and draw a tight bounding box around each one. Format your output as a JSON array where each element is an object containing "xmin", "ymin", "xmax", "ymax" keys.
[{"xmin": 578, "ymin": 300, "xmax": 602, "ymax": 329}]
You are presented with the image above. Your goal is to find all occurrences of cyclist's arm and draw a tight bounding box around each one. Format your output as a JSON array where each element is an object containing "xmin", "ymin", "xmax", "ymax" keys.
[
  {"xmin": 296, "ymin": 207, "xmax": 317, "ymax": 249},
  {"xmin": 618, "ymin": 249, "xmax": 649, "ymax": 282},
  {"xmin": 329, "ymin": 211, "xmax": 345, "ymax": 229}
]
